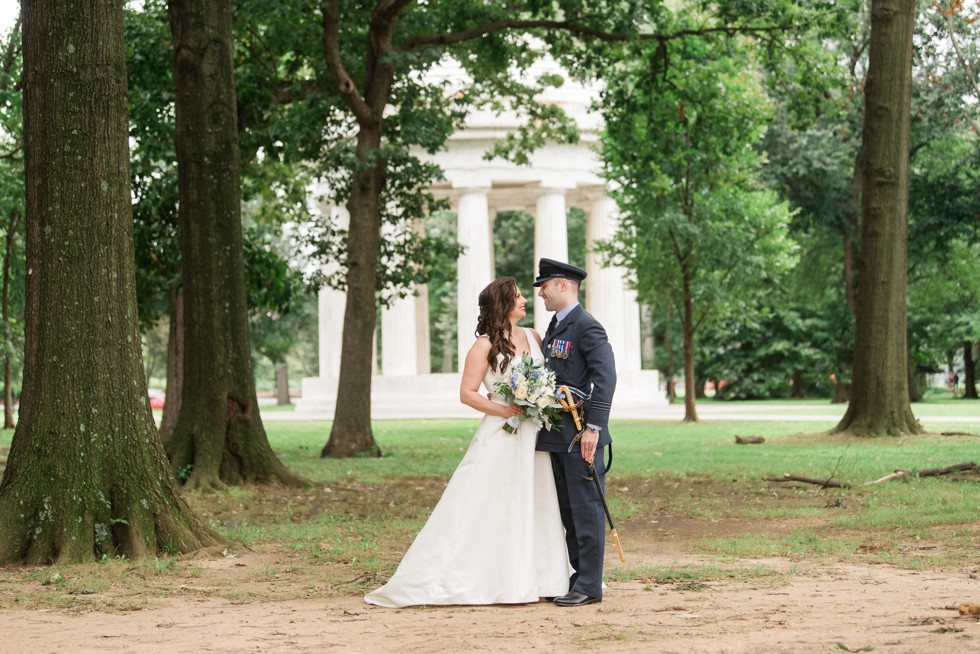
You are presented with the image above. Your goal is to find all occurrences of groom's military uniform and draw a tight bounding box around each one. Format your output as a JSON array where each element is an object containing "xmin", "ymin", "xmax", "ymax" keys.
[{"xmin": 535, "ymin": 259, "xmax": 616, "ymax": 602}]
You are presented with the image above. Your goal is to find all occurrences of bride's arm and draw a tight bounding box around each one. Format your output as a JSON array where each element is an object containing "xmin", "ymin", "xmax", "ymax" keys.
[{"xmin": 460, "ymin": 337, "xmax": 523, "ymax": 418}]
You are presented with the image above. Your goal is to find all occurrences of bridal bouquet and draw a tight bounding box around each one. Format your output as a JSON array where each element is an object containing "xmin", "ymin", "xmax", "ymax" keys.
[{"xmin": 493, "ymin": 353, "xmax": 563, "ymax": 434}]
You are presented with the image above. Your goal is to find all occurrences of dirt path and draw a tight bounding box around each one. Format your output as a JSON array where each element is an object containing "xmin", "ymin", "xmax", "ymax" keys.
[{"xmin": 2, "ymin": 551, "xmax": 977, "ymax": 653}]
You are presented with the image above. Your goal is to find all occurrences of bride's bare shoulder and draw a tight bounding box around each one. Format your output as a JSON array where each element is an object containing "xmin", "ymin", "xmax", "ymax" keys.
[{"xmin": 470, "ymin": 334, "xmax": 492, "ymax": 352}]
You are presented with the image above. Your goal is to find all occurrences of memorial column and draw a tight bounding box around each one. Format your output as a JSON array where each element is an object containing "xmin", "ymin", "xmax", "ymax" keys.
[{"xmin": 456, "ymin": 187, "xmax": 494, "ymax": 369}]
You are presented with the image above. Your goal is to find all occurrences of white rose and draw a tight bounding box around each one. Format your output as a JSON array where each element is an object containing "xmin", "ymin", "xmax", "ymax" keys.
[
  {"xmin": 514, "ymin": 384, "xmax": 529, "ymax": 400},
  {"xmin": 536, "ymin": 396, "xmax": 551, "ymax": 409}
]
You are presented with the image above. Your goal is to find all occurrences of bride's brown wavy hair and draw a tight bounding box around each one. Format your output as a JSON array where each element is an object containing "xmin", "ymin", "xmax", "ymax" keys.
[{"xmin": 475, "ymin": 277, "xmax": 518, "ymax": 373}]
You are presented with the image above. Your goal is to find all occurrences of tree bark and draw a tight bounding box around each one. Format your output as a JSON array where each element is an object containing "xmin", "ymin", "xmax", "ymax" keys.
[
  {"xmin": 790, "ymin": 370, "xmax": 804, "ymax": 398},
  {"xmin": 318, "ymin": 0, "xmax": 400, "ymax": 457},
  {"xmin": 832, "ymin": 0, "xmax": 922, "ymax": 436},
  {"xmin": 832, "ymin": 381, "xmax": 851, "ymax": 404},
  {"xmin": 321, "ymin": 129, "xmax": 384, "ymax": 457},
  {"xmin": 664, "ymin": 303, "xmax": 676, "ymax": 403},
  {"xmin": 158, "ymin": 284, "xmax": 183, "ymax": 443},
  {"xmin": 681, "ymin": 272, "xmax": 699, "ymax": 422},
  {"xmin": 964, "ymin": 341, "xmax": 977, "ymax": 399},
  {"xmin": 907, "ymin": 345, "xmax": 921, "ymax": 402},
  {"xmin": 167, "ymin": 0, "xmax": 306, "ymax": 487},
  {"xmin": 275, "ymin": 362, "xmax": 291, "ymax": 406},
  {"xmin": 0, "ymin": 0, "xmax": 221, "ymax": 563},
  {"xmin": 640, "ymin": 303, "xmax": 655, "ymax": 365},
  {"xmin": 844, "ymin": 153, "xmax": 862, "ymax": 318},
  {"xmin": 2, "ymin": 208, "xmax": 19, "ymax": 430}
]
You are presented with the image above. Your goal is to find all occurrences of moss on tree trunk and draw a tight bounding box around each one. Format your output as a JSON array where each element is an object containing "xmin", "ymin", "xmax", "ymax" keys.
[
  {"xmin": 166, "ymin": 0, "xmax": 306, "ymax": 488},
  {"xmin": 0, "ymin": 0, "xmax": 221, "ymax": 564}
]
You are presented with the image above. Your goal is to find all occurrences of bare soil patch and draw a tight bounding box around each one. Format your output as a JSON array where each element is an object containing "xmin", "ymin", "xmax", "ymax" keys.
[
  {"xmin": 1, "ymin": 546, "xmax": 977, "ymax": 653},
  {"xmin": 1, "ymin": 476, "xmax": 978, "ymax": 652}
]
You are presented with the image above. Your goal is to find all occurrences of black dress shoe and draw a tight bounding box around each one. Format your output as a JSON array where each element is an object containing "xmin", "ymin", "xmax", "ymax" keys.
[{"xmin": 553, "ymin": 591, "xmax": 601, "ymax": 607}]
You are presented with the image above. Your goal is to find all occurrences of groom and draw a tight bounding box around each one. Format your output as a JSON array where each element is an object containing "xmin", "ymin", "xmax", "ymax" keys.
[{"xmin": 534, "ymin": 257, "xmax": 616, "ymax": 607}]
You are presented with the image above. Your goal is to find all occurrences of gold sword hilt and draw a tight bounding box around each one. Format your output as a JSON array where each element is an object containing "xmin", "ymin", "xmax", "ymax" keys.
[{"xmin": 557, "ymin": 384, "xmax": 584, "ymax": 431}]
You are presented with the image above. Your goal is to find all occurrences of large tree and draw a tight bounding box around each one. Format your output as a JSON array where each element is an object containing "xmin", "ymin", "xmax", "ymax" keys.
[
  {"xmin": 0, "ymin": 0, "xmax": 220, "ymax": 563},
  {"xmin": 315, "ymin": 0, "xmax": 824, "ymax": 454},
  {"xmin": 166, "ymin": 0, "xmax": 306, "ymax": 488},
  {"xmin": 125, "ymin": 0, "xmax": 316, "ymax": 443},
  {"xmin": 832, "ymin": 0, "xmax": 922, "ymax": 436},
  {"xmin": 0, "ymin": 17, "xmax": 24, "ymax": 430},
  {"xmin": 598, "ymin": 28, "xmax": 795, "ymax": 422}
]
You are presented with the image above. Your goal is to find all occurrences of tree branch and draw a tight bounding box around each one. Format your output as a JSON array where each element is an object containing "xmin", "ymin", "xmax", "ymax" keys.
[
  {"xmin": 767, "ymin": 462, "xmax": 978, "ymax": 488},
  {"xmin": 763, "ymin": 473, "xmax": 850, "ymax": 488},
  {"xmin": 398, "ymin": 20, "xmax": 795, "ymax": 52},
  {"xmin": 0, "ymin": 144, "xmax": 22, "ymax": 161},
  {"xmin": 941, "ymin": 4, "xmax": 980, "ymax": 102},
  {"xmin": 320, "ymin": 0, "xmax": 373, "ymax": 125},
  {"xmin": 270, "ymin": 79, "xmax": 332, "ymax": 106},
  {"xmin": 0, "ymin": 14, "xmax": 21, "ymax": 94},
  {"xmin": 363, "ymin": 0, "xmax": 413, "ymax": 111}
]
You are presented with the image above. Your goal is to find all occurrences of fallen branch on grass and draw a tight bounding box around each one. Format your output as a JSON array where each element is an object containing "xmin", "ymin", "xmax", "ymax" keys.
[
  {"xmin": 866, "ymin": 462, "xmax": 979, "ymax": 484},
  {"xmin": 864, "ymin": 471, "xmax": 910, "ymax": 485},
  {"xmin": 735, "ymin": 435, "xmax": 765, "ymax": 445},
  {"xmin": 766, "ymin": 462, "xmax": 978, "ymax": 488},
  {"xmin": 762, "ymin": 473, "xmax": 850, "ymax": 488},
  {"xmin": 940, "ymin": 431, "xmax": 979, "ymax": 437}
]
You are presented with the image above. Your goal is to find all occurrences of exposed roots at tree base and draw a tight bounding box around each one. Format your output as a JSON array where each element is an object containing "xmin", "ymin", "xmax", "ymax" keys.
[{"xmin": 0, "ymin": 492, "xmax": 224, "ymax": 565}]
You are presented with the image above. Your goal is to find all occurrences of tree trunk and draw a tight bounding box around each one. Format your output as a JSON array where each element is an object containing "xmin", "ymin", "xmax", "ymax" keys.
[
  {"xmin": 167, "ymin": 0, "xmax": 306, "ymax": 488},
  {"xmin": 0, "ymin": 0, "xmax": 221, "ymax": 564},
  {"xmin": 907, "ymin": 345, "xmax": 921, "ymax": 403},
  {"xmin": 158, "ymin": 284, "xmax": 183, "ymax": 443},
  {"xmin": 640, "ymin": 303, "xmax": 655, "ymax": 366},
  {"xmin": 832, "ymin": 0, "xmax": 922, "ymax": 436},
  {"xmin": 681, "ymin": 274, "xmax": 699, "ymax": 422},
  {"xmin": 275, "ymin": 362, "xmax": 291, "ymax": 405},
  {"xmin": 321, "ymin": 128, "xmax": 384, "ymax": 458},
  {"xmin": 319, "ymin": 0, "xmax": 397, "ymax": 458},
  {"xmin": 664, "ymin": 303, "xmax": 676, "ymax": 403},
  {"xmin": 2, "ymin": 208, "xmax": 19, "ymax": 430},
  {"xmin": 844, "ymin": 151, "xmax": 862, "ymax": 318},
  {"xmin": 964, "ymin": 341, "xmax": 977, "ymax": 399},
  {"xmin": 440, "ymin": 330, "xmax": 454, "ymax": 373},
  {"xmin": 790, "ymin": 370, "xmax": 804, "ymax": 398}
]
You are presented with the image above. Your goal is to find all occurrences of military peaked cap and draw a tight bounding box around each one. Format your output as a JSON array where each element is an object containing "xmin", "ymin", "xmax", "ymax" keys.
[{"xmin": 533, "ymin": 258, "xmax": 588, "ymax": 286}]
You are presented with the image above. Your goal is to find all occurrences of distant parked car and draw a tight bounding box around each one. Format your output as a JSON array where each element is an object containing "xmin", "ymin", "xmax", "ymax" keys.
[{"xmin": 148, "ymin": 388, "xmax": 166, "ymax": 409}]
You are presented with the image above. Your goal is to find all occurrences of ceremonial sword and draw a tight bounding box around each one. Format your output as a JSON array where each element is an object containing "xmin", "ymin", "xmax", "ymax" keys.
[{"xmin": 559, "ymin": 385, "xmax": 626, "ymax": 563}]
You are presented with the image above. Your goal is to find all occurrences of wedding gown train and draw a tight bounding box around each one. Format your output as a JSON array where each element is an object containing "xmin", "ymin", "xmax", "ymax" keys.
[{"xmin": 364, "ymin": 329, "xmax": 570, "ymax": 607}]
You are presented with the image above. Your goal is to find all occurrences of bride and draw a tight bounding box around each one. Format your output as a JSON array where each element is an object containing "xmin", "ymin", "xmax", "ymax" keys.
[{"xmin": 364, "ymin": 277, "xmax": 570, "ymax": 608}]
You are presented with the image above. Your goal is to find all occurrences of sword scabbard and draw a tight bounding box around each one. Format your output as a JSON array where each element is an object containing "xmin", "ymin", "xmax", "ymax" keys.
[{"xmin": 611, "ymin": 528, "xmax": 626, "ymax": 563}]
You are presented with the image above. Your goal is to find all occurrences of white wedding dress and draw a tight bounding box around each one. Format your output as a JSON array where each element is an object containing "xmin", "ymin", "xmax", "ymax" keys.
[{"xmin": 364, "ymin": 329, "xmax": 571, "ymax": 607}]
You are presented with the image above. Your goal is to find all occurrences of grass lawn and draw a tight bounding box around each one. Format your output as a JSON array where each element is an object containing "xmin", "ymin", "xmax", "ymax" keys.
[
  {"xmin": 233, "ymin": 416, "xmax": 979, "ymax": 582},
  {"xmin": 0, "ymin": 409, "xmax": 977, "ymax": 605}
]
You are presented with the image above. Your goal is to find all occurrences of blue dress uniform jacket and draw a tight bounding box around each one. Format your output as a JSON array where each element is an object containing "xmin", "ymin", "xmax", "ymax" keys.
[
  {"xmin": 536, "ymin": 303, "xmax": 616, "ymax": 600},
  {"xmin": 536, "ymin": 304, "xmax": 616, "ymax": 452}
]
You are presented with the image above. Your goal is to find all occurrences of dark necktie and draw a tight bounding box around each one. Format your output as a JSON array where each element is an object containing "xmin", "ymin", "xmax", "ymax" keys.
[{"xmin": 547, "ymin": 314, "xmax": 558, "ymax": 340}]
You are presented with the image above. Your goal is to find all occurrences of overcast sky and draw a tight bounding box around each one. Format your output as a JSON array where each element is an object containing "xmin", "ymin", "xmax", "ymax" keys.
[{"xmin": 0, "ymin": 2, "xmax": 17, "ymax": 35}]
